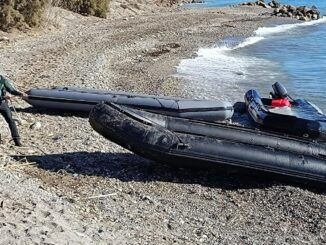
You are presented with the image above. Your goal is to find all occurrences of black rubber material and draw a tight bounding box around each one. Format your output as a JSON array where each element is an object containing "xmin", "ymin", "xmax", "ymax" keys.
[
  {"xmin": 25, "ymin": 87, "xmax": 234, "ymax": 121},
  {"xmin": 245, "ymin": 89, "xmax": 326, "ymax": 141},
  {"xmin": 89, "ymin": 102, "xmax": 326, "ymax": 184}
]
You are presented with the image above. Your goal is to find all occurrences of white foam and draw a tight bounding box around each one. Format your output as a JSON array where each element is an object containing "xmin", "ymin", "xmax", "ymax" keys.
[
  {"xmin": 176, "ymin": 47, "xmax": 284, "ymax": 100},
  {"xmin": 232, "ymin": 17, "xmax": 326, "ymax": 50},
  {"xmin": 234, "ymin": 36, "xmax": 265, "ymax": 49},
  {"xmin": 256, "ymin": 16, "xmax": 326, "ymax": 36}
]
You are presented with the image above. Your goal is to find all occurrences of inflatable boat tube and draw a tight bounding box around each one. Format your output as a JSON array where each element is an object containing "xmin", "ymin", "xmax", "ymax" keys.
[
  {"xmin": 245, "ymin": 89, "xmax": 326, "ymax": 142},
  {"xmin": 25, "ymin": 87, "xmax": 233, "ymax": 121},
  {"xmin": 89, "ymin": 102, "xmax": 326, "ymax": 184}
]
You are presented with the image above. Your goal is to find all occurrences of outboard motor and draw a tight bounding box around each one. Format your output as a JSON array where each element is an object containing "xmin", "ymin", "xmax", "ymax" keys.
[
  {"xmin": 271, "ymin": 82, "xmax": 288, "ymax": 99},
  {"xmin": 270, "ymin": 82, "xmax": 292, "ymax": 107}
]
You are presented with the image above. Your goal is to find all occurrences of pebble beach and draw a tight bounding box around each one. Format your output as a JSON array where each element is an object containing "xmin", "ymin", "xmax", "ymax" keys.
[{"xmin": 0, "ymin": 1, "xmax": 325, "ymax": 244}]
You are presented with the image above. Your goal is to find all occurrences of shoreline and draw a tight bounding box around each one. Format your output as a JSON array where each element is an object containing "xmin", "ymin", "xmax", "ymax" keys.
[{"xmin": 1, "ymin": 5, "xmax": 325, "ymax": 244}]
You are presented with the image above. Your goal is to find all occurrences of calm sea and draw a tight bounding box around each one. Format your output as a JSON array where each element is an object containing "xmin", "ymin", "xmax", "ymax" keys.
[{"xmin": 177, "ymin": 0, "xmax": 326, "ymax": 111}]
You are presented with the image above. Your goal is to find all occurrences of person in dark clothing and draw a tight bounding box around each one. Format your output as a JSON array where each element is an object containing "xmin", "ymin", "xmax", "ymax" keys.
[{"xmin": 0, "ymin": 75, "xmax": 27, "ymax": 146}]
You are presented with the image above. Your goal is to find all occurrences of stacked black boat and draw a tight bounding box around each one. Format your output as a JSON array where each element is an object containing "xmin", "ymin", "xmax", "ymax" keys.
[{"xmin": 25, "ymin": 83, "xmax": 326, "ymax": 184}]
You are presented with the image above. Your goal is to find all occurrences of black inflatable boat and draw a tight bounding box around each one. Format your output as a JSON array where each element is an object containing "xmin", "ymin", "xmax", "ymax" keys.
[
  {"xmin": 25, "ymin": 87, "xmax": 233, "ymax": 121},
  {"xmin": 89, "ymin": 102, "xmax": 326, "ymax": 184},
  {"xmin": 245, "ymin": 83, "xmax": 326, "ymax": 141}
]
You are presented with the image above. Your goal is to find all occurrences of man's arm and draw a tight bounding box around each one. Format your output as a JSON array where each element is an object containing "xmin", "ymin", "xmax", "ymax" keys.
[{"xmin": 3, "ymin": 76, "xmax": 23, "ymax": 96}]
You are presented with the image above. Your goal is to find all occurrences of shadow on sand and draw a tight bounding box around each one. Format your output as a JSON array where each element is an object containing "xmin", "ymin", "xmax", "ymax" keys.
[
  {"xmin": 15, "ymin": 106, "xmax": 90, "ymax": 118},
  {"xmin": 13, "ymin": 151, "xmax": 325, "ymax": 193}
]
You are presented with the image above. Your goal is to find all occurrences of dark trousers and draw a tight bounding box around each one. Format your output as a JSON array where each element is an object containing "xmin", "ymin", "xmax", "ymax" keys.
[{"xmin": 0, "ymin": 100, "xmax": 20, "ymax": 140}]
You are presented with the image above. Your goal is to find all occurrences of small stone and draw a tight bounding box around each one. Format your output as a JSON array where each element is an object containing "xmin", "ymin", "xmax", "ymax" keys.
[
  {"xmin": 30, "ymin": 121, "xmax": 42, "ymax": 129},
  {"xmin": 0, "ymin": 37, "xmax": 9, "ymax": 42}
]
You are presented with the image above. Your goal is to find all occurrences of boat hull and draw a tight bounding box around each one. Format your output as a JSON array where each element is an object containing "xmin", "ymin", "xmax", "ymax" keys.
[{"xmin": 89, "ymin": 102, "xmax": 326, "ymax": 184}]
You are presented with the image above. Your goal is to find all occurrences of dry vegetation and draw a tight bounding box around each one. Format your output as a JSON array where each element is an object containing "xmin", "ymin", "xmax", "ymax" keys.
[
  {"xmin": 57, "ymin": 0, "xmax": 109, "ymax": 18},
  {"xmin": 0, "ymin": 0, "xmax": 110, "ymax": 31},
  {"xmin": 0, "ymin": 0, "xmax": 49, "ymax": 31}
]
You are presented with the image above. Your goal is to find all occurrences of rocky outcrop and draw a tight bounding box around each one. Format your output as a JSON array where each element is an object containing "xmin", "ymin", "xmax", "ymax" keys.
[{"xmin": 241, "ymin": 0, "xmax": 321, "ymax": 21}]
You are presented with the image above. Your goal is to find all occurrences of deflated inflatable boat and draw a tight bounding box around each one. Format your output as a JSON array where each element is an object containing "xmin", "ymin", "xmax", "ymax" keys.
[
  {"xmin": 25, "ymin": 87, "xmax": 233, "ymax": 121},
  {"xmin": 89, "ymin": 102, "xmax": 326, "ymax": 184}
]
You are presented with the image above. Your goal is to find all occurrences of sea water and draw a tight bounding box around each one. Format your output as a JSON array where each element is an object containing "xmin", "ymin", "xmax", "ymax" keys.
[{"xmin": 177, "ymin": 1, "xmax": 326, "ymax": 112}]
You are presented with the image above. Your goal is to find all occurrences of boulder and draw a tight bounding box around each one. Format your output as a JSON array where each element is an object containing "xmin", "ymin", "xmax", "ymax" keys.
[
  {"xmin": 304, "ymin": 7, "xmax": 311, "ymax": 15},
  {"xmin": 279, "ymin": 6, "xmax": 288, "ymax": 14},
  {"xmin": 297, "ymin": 6, "xmax": 306, "ymax": 13},
  {"xmin": 287, "ymin": 5, "xmax": 296, "ymax": 12},
  {"xmin": 257, "ymin": 1, "xmax": 269, "ymax": 8},
  {"xmin": 297, "ymin": 11, "xmax": 304, "ymax": 17},
  {"xmin": 244, "ymin": 1, "xmax": 320, "ymax": 21},
  {"xmin": 312, "ymin": 14, "xmax": 319, "ymax": 20},
  {"xmin": 273, "ymin": 8, "xmax": 280, "ymax": 14},
  {"xmin": 299, "ymin": 16, "xmax": 309, "ymax": 21},
  {"xmin": 272, "ymin": 0, "xmax": 281, "ymax": 8}
]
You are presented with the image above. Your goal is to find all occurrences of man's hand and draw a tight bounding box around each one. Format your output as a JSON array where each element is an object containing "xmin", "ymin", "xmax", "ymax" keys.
[{"xmin": 21, "ymin": 92, "xmax": 28, "ymax": 100}]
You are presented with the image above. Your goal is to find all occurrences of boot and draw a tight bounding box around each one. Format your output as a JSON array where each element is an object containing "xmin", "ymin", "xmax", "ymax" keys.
[{"xmin": 13, "ymin": 137, "xmax": 22, "ymax": 147}]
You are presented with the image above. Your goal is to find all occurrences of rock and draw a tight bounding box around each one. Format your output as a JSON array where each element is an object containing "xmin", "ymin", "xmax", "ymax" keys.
[
  {"xmin": 279, "ymin": 6, "xmax": 288, "ymax": 14},
  {"xmin": 30, "ymin": 122, "xmax": 42, "ymax": 130},
  {"xmin": 304, "ymin": 7, "xmax": 311, "ymax": 15},
  {"xmin": 52, "ymin": 135, "xmax": 64, "ymax": 141},
  {"xmin": 120, "ymin": 4, "xmax": 128, "ymax": 9},
  {"xmin": 0, "ymin": 37, "xmax": 10, "ymax": 43},
  {"xmin": 299, "ymin": 16, "xmax": 309, "ymax": 21},
  {"xmin": 287, "ymin": 5, "xmax": 296, "ymax": 12},
  {"xmin": 308, "ymin": 8, "xmax": 320, "ymax": 17},
  {"xmin": 257, "ymin": 1, "xmax": 269, "ymax": 8},
  {"xmin": 312, "ymin": 14, "xmax": 318, "ymax": 20},
  {"xmin": 247, "ymin": 2, "xmax": 256, "ymax": 6},
  {"xmin": 297, "ymin": 11, "xmax": 304, "ymax": 17},
  {"xmin": 287, "ymin": 12, "xmax": 293, "ymax": 18},
  {"xmin": 297, "ymin": 6, "xmax": 306, "ymax": 13},
  {"xmin": 272, "ymin": 0, "xmax": 281, "ymax": 8},
  {"xmin": 235, "ymin": 71, "xmax": 245, "ymax": 76},
  {"xmin": 273, "ymin": 8, "xmax": 280, "ymax": 14}
]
